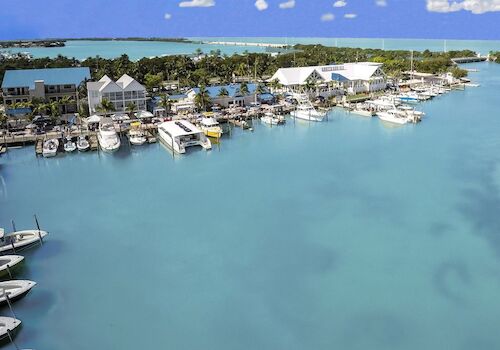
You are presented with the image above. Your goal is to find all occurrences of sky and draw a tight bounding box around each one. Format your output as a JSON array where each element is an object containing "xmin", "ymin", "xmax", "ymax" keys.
[{"xmin": 0, "ymin": 0, "xmax": 499, "ymax": 40}]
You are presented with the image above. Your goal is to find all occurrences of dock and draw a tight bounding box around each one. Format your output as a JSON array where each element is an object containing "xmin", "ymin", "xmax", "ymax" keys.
[
  {"xmin": 452, "ymin": 56, "xmax": 487, "ymax": 64},
  {"xmin": 201, "ymin": 41, "xmax": 287, "ymax": 48}
]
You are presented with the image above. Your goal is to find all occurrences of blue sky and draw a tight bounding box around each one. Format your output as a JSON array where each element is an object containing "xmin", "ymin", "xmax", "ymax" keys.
[{"xmin": 1, "ymin": 0, "xmax": 499, "ymax": 40}]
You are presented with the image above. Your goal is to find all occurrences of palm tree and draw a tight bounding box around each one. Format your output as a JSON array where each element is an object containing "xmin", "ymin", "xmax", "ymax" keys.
[
  {"xmin": 126, "ymin": 102, "xmax": 136, "ymax": 117},
  {"xmin": 217, "ymin": 87, "xmax": 229, "ymax": 97},
  {"xmin": 269, "ymin": 79, "xmax": 282, "ymax": 93},
  {"xmin": 303, "ymin": 78, "xmax": 318, "ymax": 94},
  {"xmin": 194, "ymin": 85, "xmax": 211, "ymax": 112},
  {"xmin": 235, "ymin": 62, "xmax": 248, "ymax": 81},
  {"xmin": 239, "ymin": 82, "xmax": 249, "ymax": 96},
  {"xmin": 48, "ymin": 101, "xmax": 60, "ymax": 123},
  {"xmin": 158, "ymin": 95, "xmax": 172, "ymax": 116},
  {"xmin": 59, "ymin": 95, "xmax": 74, "ymax": 114},
  {"xmin": 0, "ymin": 110, "xmax": 6, "ymax": 129},
  {"xmin": 96, "ymin": 98, "xmax": 115, "ymax": 115},
  {"xmin": 256, "ymin": 83, "xmax": 266, "ymax": 95}
]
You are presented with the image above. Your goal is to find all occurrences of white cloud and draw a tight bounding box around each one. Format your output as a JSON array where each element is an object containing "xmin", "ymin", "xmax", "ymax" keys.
[
  {"xmin": 321, "ymin": 13, "xmax": 335, "ymax": 21},
  {"xmin": 333, "ymin": 0, "xmax": 347, "ymax": 7},
  {"xmin": 344, "ymin": 13, "xmax": 357, "ymax": 18},
  {"xmin": 255, "ymin": 0, "xmax": 269, "ymax": 11},
  {"xmin": 179, "ymin": 0, "xmax": 215, "ymax": 7},
  {"xmin": 164, "ymin": 13, "xmax": 172, "ymax": 20},
  {"xmin": 375, "ymin": 0, "xmax": 387, "ymax": 6},
  {"xmin": 426, "ymin": 0, "xmax": 500, "ymax": 14},
  {"xmin": 279, "ymin": 0, "xmax": 296, "ymax": 9}
]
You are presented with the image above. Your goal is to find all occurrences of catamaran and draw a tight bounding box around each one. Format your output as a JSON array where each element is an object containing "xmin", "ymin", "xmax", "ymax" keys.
[
  {"xmin": 158, "ymin": 120, "xmax": 212, "ymax": 154},
  {"xmin": 291, "ymin": 94, "xmax": 326, "ymax": 122},
  {"xmin": 98, "ymin": 118, "xmax": 120, "ymax": 152}
]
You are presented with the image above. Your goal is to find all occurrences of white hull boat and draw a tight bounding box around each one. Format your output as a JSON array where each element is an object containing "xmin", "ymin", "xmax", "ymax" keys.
[
  {"xmin": 128, "ymin": 130, "xmax": 147, "ymax": 146},
  {"xmin": 0, "ymin": 317, "xmax": 21, "ymax": 345},
  {"xmin": 0, "ymin": 229, "xmax": 48, "ymax": 253},
  {"xmin": 377, "ymin": 110, "xmax": 409, "ymax": 125},
  {"xmin": 63, "ymin": 137, "xmax": 77, "ymax": 153},
  {"xmin": 77, "ymin": 136, "xmax": 90, "ymax": 152},
  {"xmin": 0, "ymin": 256, "xmax": 24, "ymax": 278},
  {"xmin": 291, "ymin": 94, "xmax": 326, "ymax": 122},
  {"xmin": 261, "ymin": 113, "xmax": 284, "ymax": 125},
  {"xmin": 42, "ymin": 139, "xmax": 59, "ymax": 158},
  {"xmin": 98, "ymin": 119, "xmax": 121, "ymax": 152},
  {"xmin": 158, "ymin": 120, "xmax": 211, "ymax": 154},
  {"xmin": 0, "ymin": 280, "xmax": 36, "ymax": 305}
]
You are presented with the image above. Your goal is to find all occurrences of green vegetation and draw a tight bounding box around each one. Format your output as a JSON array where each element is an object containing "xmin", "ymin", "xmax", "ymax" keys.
[{"xmin": 490, "ymin": 51, "xmax": 500, "ymax": 63}]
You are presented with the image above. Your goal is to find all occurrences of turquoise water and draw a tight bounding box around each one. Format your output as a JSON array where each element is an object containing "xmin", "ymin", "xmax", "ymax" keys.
[
  {"xmin": 3, "ymin": 37, "xmax": 500, "ymax": 60},
  {"xmin": 1, "ymin": 62, "xmax": 500, "ymax": 349}
]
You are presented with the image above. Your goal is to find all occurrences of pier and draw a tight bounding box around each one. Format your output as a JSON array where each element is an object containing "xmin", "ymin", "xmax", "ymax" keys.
[
  {"xmin": 201, "ymin": 41, "xmax": 288, "ymax": 48},
  {"xmin": 452, "ymin": 56, "xmax": 487, "ymax": 64}
]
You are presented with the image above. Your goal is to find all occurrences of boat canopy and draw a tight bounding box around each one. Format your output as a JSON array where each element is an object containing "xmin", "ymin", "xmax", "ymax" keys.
[
  {"xmin": 135, "ymin": 111, "xmax": 154, "ymax": 119},
  {"xmin": 85, "ymin": 115, "xmax": 101, "ymax": 124}
]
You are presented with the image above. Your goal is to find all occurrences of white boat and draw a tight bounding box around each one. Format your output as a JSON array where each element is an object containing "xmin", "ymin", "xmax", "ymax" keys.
[
  {"xmin": 399, "ymin": 105, "xmax": 425, "ymax": 120},
  {"xmin": 0, "ymin": 228, "xmax": 48, "ymax": 253},
  {"xmin": 291, "ymin": 94, "xmax": 326, "ymax": 122},
  {"xmin": 0, "ymin": 317, "xmax": 21, "ymax": 344},
  {"xmin": 158, "ymin": 120, "xmax": 212, "ymax": 154},
  {"xmin": 396, "ymin": 92, "xmax": 420, "ymax": 104},
  {"xmin": 261, "ymin": 112, "xmax": 285, "ymax": 125},
  {"xmin": 199, "ymin": 117, "xmax": 223, "ymax": 138},
  {"xmin": 42, "ymin": 139, "xmax": 59, "ymax": 158},
  {"xmin": 350, "ymin": 103, "xmax": 375, "ymax": 117},
  {"xmin": 377, "ymin": 109, "xmax": 409, "ymax": 125},
  {"xmin": 0, "ymin": 280, "xmax": 36, "ymax": 305},
  {"xmin": 128, "ymin": 129, "xmax": 147, "ymax": 146},
  {"xmin": 77, "ymin": 135, "xmax": 90, "ymax": 152},
  {"xmin": 0, "ymin": 256, "xmax": 24, "ymax": 278},
  {"xmin": 98, "ymin": 118, "xmax": 120, "ymax": 152},
  {"xmin": 63, "ymin": 137, "xmax": 77, "ymax": 153}
]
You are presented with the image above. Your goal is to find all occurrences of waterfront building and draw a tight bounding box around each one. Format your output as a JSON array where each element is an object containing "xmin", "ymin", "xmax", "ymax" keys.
[
  {"xmin": 87, "ymin": 74, "xmax": 147, "ymax": 115},
  {"xmin": 186, "ymin": 83, "xmax": 261, "ymax": 108},
  {"xmin": 148, "ymin": 94, "xmax": 195, "ymax": 116},
  {"xmin": 269, "ymin": 62, "xmax": 387, "ymax": 96},
  {"xmin": 1, "ymin": 67, "xmax": 91, "ymax": 115}
]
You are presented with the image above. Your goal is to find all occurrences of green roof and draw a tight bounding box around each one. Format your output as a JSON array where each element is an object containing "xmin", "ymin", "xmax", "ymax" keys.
[{"xmin": 1, "ymin": 67, "xmax": 91, "ymax": 89}]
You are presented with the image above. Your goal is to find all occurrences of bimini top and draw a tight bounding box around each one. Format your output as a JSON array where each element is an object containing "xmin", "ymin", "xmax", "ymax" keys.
[
  {"xmin": 1, "ymin": 67, "xmax": 91, "ymax": 89},
  {"xmin": 158, "ymin": 120, "xmax": 203, "ymax": 138}
]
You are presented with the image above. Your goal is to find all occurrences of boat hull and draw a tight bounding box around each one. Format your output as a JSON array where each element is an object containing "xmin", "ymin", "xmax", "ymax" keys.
[
  {"xmin": 0, "ymin": 256, "xmax": 24, "ymax": 278},
  {"xmin": 0, "ymin": 317, "xmax": 21, "ymax": 346},
  {"xmin": 0, "ymin": 230, "xmax": 48, "ymax": 253},
  {"xmin": 0, "ymin": 280, "xmax": 36, "ymax": 306}
]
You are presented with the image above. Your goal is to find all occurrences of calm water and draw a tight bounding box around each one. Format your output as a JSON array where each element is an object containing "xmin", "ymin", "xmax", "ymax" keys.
[
  {"xmin": 3, "ymin": 37, "xmax": 500, "ymax": 60},
  {"xmin": 1, "ymin": 62, "xmax": 500, "ymax": 349}
]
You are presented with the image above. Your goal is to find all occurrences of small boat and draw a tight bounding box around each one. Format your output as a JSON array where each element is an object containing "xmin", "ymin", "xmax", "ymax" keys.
[
  {"xmin": 128, "ymin": 129, "xmax": 147, "ymax": 146},
  {"xmin": 261, "ymin": 112, "xmax": 284, "ymax": 125},
  {"xmin": 63, "ymin": 137, "xmax": 77, "ymax": 153},
  {"xmin": 0, "ymin": 256, "xmax": 24, "ymax": 278},
  {"xmin": 77, "ymin": 135, "xmax": 90, "ymax": 152},
  {"xmin": 0, "ymin": 280, "xmax": 36, "ymax": 305},
  {"xmin": 98, "ymin": 118, "xmax": 120, "ymax": 152},
  {"xmin": 0, "ymin": 317, "xmax": 21, "ymax": 345},
  {"xmin": 199, "ymin": 117, "xmax": 223, "ymax": 138},
  {"xmin": 42, "ymin": 139, "xmax": 59, "ymax": 158},
  {"xmin": 350, "ymin": 103, "xmax": 375, "ymax": 117},
  {"xmin": 0, "ymin": 228, "xmax": 48, "ymax": 254},
  {"xmin": 377, "ymin": 109, "xmax": 409, "ymax": 125}
]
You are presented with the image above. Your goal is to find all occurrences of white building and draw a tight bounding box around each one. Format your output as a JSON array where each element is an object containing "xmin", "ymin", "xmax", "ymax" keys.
[
  {"xmin": 269, "ymin": 62, "xmax": 387, "ymax": 96},
  {"xmin": 87, "ymin": 74, "xmax": 147, "ymax": 115}
]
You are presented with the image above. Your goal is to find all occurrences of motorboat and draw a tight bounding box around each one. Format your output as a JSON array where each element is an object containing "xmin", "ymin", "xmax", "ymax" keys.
[
  {"xmin": 77, "ymin": 135, "xmax": 90, "ymax": 152},
  {"xmin": 158, "ymin": 120, "xmax": 211, "ymax": 154},
  {"xmin": 377, "ymin": 109, "xmax": 409, "ymax": 125},
  {"xmin": 0, "ymin": 228, "xmax": 48, "ymax": 253},
  {"xmin": 291, "ymin": 94, "xmax": 326, "ymax": 122},
  {"xmin": 42, "ymin": 139, "xmax": 58, "ymax": 158},
  {"xmin": 0, "ymin": 280, "xmax": 36, "ymax": 305},
  {"xmin": 199, "ymin": 117, "xmax": 223, "ymax": 138},
  {"xmin": 63, "ymin": 137, "xmax": 77, "ymax": 153},
  {"xmin": 0, "ymin": 317, "xmax": 21, "ymax": 345},
  {"xmin": 0, "ymin": 256, "xmax": 24, "ymax": 278},
  {"xmin": 350, "ymin": 103, "xmax": 375, "ymax": 117},
  {"xmin": 261, "ymin": 112, "xmax": 285, "ymax": 125},
  {"xmin": 98, "ymin": 118, "xmax": 120, "ymax": 152},
  {"xmin": 396, "ymin": 92, "xmax": 420, "ymax": 104},
  {"xmin": 128, "ymin": 128, "xmax": 147, "ymax": 146}
]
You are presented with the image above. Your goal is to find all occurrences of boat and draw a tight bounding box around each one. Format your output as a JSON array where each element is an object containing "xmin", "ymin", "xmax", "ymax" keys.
[
  {"xmin": 199, "ymin": 117, "xmax": 223, "ymax": 138},
  {"xmin": 0, "ymin": 256, "xmax": 24, "ymax": 278},
  {"xmin": 291, "ymin": 94, "xmax": 326, "ymax": 122},
  {"xmin": 0, "ymin": 228, "xmax": 48, "ymax": 253},
  {"xmin": 42, "ymin": 139, "xmax": 59, "ymax": 158},
  {"xmin": 0, "ymin": 317, "xmax": 21, "ymax": 345},
  {"xmin": 396, "ymin": 92, "xmax": 420, "ymax": 104},
  {"xmin": 350, "ymin": 103, "xmax": 375, "ymax": 117},
  {"xmin": 0, "ymin": 280, "xmax": 36, "ymax": 305},
  {"xmin": 128, "ymin": 124, "xmax": 147, "ymax": 146},
  {"xmin": 158, "ymin": 120, "xmax": 212, "ymax": 154},
  {"xmin": 98, "ymin": 118, "xmax": 120, "ymax": 152},
  {"xmin": 377, "ymin": 109, "xmax": 409, "ymax": 125},
  {"xmin": 63, "ymin": 137, "xmax": 77, "ymax": 153},
  {"xmin": 261, "ymin": 112, "xmax": 285, "ymax": 125},
  {"xmin": 77, "ymin": 135, "xmax": 90, "ymax": 152}
]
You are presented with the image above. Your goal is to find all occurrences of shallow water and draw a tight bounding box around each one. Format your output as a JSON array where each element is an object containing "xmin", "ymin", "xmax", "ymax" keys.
[
  {"xmin": 4, "ymin": 37, "xmax": 500, "ymax": 60},
  {"xmin": 1, "ymin": 62, "xmax": 500, "ymax": 349}
]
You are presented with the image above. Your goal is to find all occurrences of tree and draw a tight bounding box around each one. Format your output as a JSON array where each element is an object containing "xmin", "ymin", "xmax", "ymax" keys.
[
  {"xmin": 159, "ymin": 94, "xmax": 172, "ymax": 115},
  {"xmin": 194, "ymin": 85, "xmax": 211, "ymax": 112},
  {"xmin": 126, "ymin": 102, "xmax": 136, "ymax": 117},
  {"xmin": 0, "ymin": 110, "xmax": 6, "ymax": 129},
  {"xmin": 269, "ymin": 79, "xmax": 282, "ymax": 93},
  {"xmin": 48, "ymin": 101, "xmax": 60, "ymax": 123},
  {"xmin": 256, "ymin": 83, "xmax": 266, "ymax": 95},
  {"xmin": 96, "ymin": 98, "xmax": 115, "ymax": 114},
  {"xmin": 235, "ymin": 62, "xmax": 248, "ymax": 81},
  {"xmin": 144, "ymin": 72, "xmax": 163, "ymax": 93},
  {"xmin": 239, "ymin": 82, "xmax": 249, "ymax": 95},
  {"xmin": 449, "ymin": 66, "xmax": 468, "ymax": 79},
  {"xmin": 217, "ymin": 87, "xmax": 229, "ymax": 97}
]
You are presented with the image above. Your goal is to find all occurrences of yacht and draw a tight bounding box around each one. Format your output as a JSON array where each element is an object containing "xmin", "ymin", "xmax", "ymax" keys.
[
  {"xmin": 291, "ymin": 94, "xmax": 326, "ymax": 122},
  {"xmin": 0, "ymin": 317, "xmax": 21, "ymax": 344},
  {"xmin": 199, "ymin": 117, "xmax": 223, "ymax": 138},
  {"xmin": 42, "ymin": 139, "xmax": 59, "ymax": 158},
  {"xmin": 261, "ymin": 112, "xmax": 285, "ymax": 125},
  {"xmin": 98, "ymin": 118, "xmax": 120, "ymax": 152},
  {"xmin": 377, "ymin": 109, "xmax": 409, "ymax": 125},
  {"xmin": 0, "ymin": 280, "xmax": 36, "ymax": 305},
  {"xmin": 77, "ymin": 135, "xmax": 90, "ymax": 152},
  {"xmin": 63, "ymin": 136, "xmax": 77, "ymax": 152},
  {"xmin": 0, "ymin": 228, "xmax": 48, "ymax": 253},
  {"xmin": 0, "ymin": 256, "xmax": 24, "ymax": 278},
  {"xmin": 158, "ymin": 120, "xmax": 212, "ymax": 154}
]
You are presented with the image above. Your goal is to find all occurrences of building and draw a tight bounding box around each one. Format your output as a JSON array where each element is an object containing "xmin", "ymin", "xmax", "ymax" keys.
[
  {"xmin": 87, "ymin": 74, "xmax": 147, "ymax": 115},
  {"xmin": 186, "ymin": 83, "xmax": 261, "ymax": 108},
  {"xmin": 1, "ymin": 67, "xmax": 91, "ymax": 115},
  {"xmin": 269, "ymin": 62, "xmax": 387, "ymax": 96}
]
